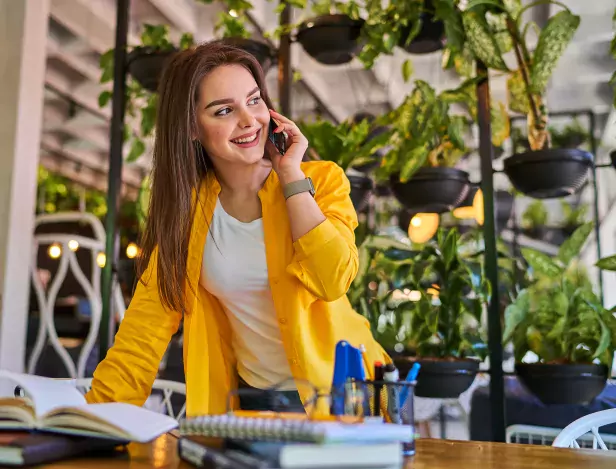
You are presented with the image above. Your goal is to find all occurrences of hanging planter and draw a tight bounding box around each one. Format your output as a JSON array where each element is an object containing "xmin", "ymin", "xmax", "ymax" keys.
[
  {"xmin": 296, "ymin": 15, "xmax": 365, "ymax": 65},
  {"xmin": 515, "ymin": 363, "xmax": 608, "ymax": 405},
  {"xmin": 390, "ymin": 167, "xmax": 470, "ymax": 213},
  {"xmin": 348, "ymin": 175, "xmax": 374, "ymax": 212},
  {"xmin": 222, "ymin": 37, "xmax": 278, "ymax": 73},
  {"xmin": 127, "ymin": 46, "xmax": 178, "ymax": 93},
  {"xmin": 503, "ymin": 149, "xmax": 593, "ymax": 199},
  {"xmin": 398, "ymin": 14, "xmax": 445, "ymax": 55}
]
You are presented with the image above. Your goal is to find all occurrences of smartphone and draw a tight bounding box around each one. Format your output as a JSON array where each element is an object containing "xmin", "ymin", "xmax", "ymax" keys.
[{"xmin": 268, "ymin": 118, "xmax": 286, "ymax": 155}]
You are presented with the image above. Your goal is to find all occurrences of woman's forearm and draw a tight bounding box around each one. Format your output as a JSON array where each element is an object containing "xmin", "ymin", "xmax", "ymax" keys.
[{"xmin": 279, "ymin": 169, "xmax": 326, "ymax": 242}]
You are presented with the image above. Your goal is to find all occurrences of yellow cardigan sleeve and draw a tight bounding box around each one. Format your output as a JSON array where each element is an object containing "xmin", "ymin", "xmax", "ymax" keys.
[
  {"xmin": 286, "ymin": 162, "xmax": 359, "ymax": 302},
  {"xmin": 85, "ymin": 250, "xmax": 182, "ymax": 406}
]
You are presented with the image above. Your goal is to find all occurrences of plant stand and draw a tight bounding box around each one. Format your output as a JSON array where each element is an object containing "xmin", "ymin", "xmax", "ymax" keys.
[
  {"xmin": 296, "ymin": 15, "xmax": 365, "ymax": 65},
  {"xmin": 503, "ymin": 148, "xmax": 593, "ymax": 199},
  {"xmin": 390, "ymin": 167, "xmax": 470, "ymax": 213}
]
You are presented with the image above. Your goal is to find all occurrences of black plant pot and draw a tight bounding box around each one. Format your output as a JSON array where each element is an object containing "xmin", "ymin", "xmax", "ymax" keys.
[
  {"xmin": 127, "ymin": 47, "xmax": 178, "ymax": 92},
  {"xmin": 348, "ymin": 175, "xmax": 374, "ymax": 212},
  {"xmin": 296, "ymin": 15, "xmax": 365, "ymax": 65},
  {"xmin": 390, "ymin": 167, "xmax": 470, "ymax": 213},
  {"xmin": 515, "ymin": 363, "xmax": 608, "ymax": 405},
  {"xmin": 398, "ymin": 11, "xmax": 445, "ymax": 54},
  {"xmin": 503, "ymin": 148, "xmax": 593, "ymax": 199},
  {"xmin": 222, "ymin": 37, "xmax": 278, "ymax": 73},
  {"xmin": 394, "ymin": 357, "xmax": 480, "ymax": 398}
]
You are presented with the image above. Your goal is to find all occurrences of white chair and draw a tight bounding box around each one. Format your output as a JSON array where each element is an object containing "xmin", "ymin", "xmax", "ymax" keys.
[
  {"xmin": 552, "ymin": 409, "xmax": 616, "ymax": 450},
  {"xmin": 73, "ymin": 377, "xmax": 187, "ymax": 421},
  {"xmin": 28, "ymin": 212, "xmax": 126, "ymax": 378}
]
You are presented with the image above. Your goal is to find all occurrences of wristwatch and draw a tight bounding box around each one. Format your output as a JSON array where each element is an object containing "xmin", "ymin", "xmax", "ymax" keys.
[{"xmin": 283, "ymin": 177, "xmax": 315, "ymax": 200}]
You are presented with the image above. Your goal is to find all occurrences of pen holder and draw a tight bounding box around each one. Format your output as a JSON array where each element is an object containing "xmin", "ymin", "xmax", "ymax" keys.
[{"xmin": 344, "ymin": 379, "xmax": 417, "ymax": 457}]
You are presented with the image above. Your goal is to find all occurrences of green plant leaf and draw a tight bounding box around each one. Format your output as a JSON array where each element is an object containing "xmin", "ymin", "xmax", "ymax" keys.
[
  {"xmin": 126, "ymin": 138, "xmax": 146, "ymax": 163},
  {"xmin": 179, "ymin": 32, "xmax": 194, "ymax": 50},
  {"xmin": 503, "ymin": 290, "xmax": 529, "ymax": 342},
  {"xmin": 98, "ymin": 90, "xmax": 112, "ymax": 108},
  {"xmin": 507, "ymin": 69, "xmax": 530, "ymax": 113},
  {"xmin": 556, "ymin": 221, "xmax": 593, "ymax": 265},
  {"xmin": 521, "ymin": 248, "xmax": 563, "ymax": 277},
  {"xmin": 462, "ymin": 11, "xmax": 509, "ymax": 71},
  {"xmin": 399, "ymin": 144, "xmax": 429, "ymax": 182},
  {"xmin": 491, "ymin": 100, "xmax": 510, "ymax": 147},
  {"xmin": 529, "ymin": 10, "xmax": 580, "ymax": 94},
  {"xmin": 402, "ymin": 59, "xmax": 413, "ymax": 83},
  {"xmin": 593, "ymin": 316, "xmax": 611, "ymax": 361},
  {"xmin": 597, "ymin": 254, "xmax": 616, "ymax": 272},
  {"xmin": 466, "ymin": 0, "xmax": 507, "ymax": 13}
]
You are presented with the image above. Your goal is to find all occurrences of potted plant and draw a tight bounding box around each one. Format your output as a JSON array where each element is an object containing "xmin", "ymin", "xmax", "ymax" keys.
[
  {"xmin": 462, "ymin": 1, "xmax": 591, "ymax": 198},
  {"xmin": 298, "ymin": 115, "xmax": 390, "ymax": 211},
  {"xmin": 375, "ymin": 79, "xmax": 474, "ymax": 213},
  {"xmin": 504, "ymin": 222, "xmax": 616, "ymax": 404},
  {"xmin": 520, "ymin": 200, "xmax": 548, "ymax": 239},
  {"xmin": 391, "ymin": 228, "xmax": 490, "ymax": 398}
]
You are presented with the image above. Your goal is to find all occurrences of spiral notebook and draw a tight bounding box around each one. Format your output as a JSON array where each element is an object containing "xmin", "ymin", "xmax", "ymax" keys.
[{"xmin": 179, "ymin": 414, "xmax": 412, "ymax": 444}]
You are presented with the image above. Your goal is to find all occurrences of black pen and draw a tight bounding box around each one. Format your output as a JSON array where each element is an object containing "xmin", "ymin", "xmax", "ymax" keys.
[
  {"xmin": 179, "ymin": 437, "xmax": 271, "ymax": 468},
  {"xmin": 373, "ymin": 361, "xmax": 384, "ymax": 418}
]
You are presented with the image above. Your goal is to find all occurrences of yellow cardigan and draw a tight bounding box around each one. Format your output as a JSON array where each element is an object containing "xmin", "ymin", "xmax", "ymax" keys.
[{"xmin": 85, "ymin": 160, "xmax": 390, "ymax": 416}]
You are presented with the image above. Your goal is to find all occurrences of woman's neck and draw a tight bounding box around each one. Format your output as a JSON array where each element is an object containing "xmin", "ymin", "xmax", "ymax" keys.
[{"xmin": 213, "ymin": 159, "xmax": 272, "ymax": 197}]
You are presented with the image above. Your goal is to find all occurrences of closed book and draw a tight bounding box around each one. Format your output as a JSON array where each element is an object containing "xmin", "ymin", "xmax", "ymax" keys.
[
  {"xmin": 228, "ymin": 439, "xmax": 403, "ymax": 468},
  {"xmin": 0, "ymin": 432, "xmax": 121, "ymax": 466}
]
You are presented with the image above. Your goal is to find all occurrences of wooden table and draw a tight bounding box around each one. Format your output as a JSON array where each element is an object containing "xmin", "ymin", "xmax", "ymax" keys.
[{"xmin": 44, "ymin": 434, "xmax": 616, "ymax": 468}]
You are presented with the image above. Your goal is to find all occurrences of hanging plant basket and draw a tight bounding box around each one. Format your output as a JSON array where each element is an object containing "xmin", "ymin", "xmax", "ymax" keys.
[
  {"xmin": 390, "ymin": 167, "xmax": 470, "ymax": 213},
  {"xmin": 394, "ymin": 357, "xmax": 480, "ymax": 398},
  {"xmin": 515, "ymin": 363, "xmax": 608, "ymax": 405},
  {"xmin": 296, "ymin": 15, "xmax": 365, "ymax": 65},
  {"xmin": 398, "ymin": 10, "xmax": 445, "ymax": 54},
  {"xmin": 348, "ymin": 175, "xmax": 374, "ymax": 212},
  {"xmin": 127, "ymin": 46, "xmax": 178, "ymax": 93},
  {"xmin": 222, "ymin": 38, "xmax": 278, "ymax": 73},
  {"xmin": 503, "ymin": 148, "xmax": 593, "ymax": 199}
]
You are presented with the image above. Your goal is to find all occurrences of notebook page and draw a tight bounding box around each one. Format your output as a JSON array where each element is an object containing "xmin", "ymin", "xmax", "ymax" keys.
[
  {"xmin": 0, "ymin": 371, "xmax": 85, "ymax": 419},
  {"xmin": 71, "ymin": 403, "xmax": 178, "ymax": 443}
]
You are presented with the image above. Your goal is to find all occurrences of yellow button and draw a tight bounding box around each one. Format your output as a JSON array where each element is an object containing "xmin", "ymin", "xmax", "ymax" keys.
[{"xmin": 279, "ymin": 318, "xmax": 287, "ymax": 325}]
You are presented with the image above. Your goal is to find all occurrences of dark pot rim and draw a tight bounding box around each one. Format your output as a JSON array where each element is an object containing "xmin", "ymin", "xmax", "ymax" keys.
[
  {"xmin": 297, "ymin": 14, "xmax": 365, "ymax": 35},
  {"xmin": 347, "ymin": 174, "xmax": 374, "ymax": 190},
  {"xmin": 221, "ymin": 37, "xmax": 278, "ymax": 60},
  {"xmin": 515, "ymin": 362, "xmax": 608, "ymax": 378},
  {"xmin": 504, "ymin": 148, "xmax": 594, "ymax": 169},
  {"xmin": 391, "ymin": 167, "xmax": 470, "ymax": 184},
  {"xmin": 127, "ymin": 46, "xmax": 177, "ymax": 65}
]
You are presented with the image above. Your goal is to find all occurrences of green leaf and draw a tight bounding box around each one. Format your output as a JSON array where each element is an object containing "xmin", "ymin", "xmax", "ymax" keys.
[
  {"xmin": 557, "ymin": 221, "xmax": 593, "ymax": 265},
  {"xmin": 593, "ymin": 316, "xmax": 611, "ymax": 361},
  {"xmin": 507, "ymin": 69, "xmax": 530, "ymax": 113},
  {"xmin": 402, "ymin": 59, "xmax": 413, "ymax": 83},
  {"xmin": 179, "ymin": 33, "xmax": 194, "ymax": 50},
  {"xmin": 99, "ymin": 49, "xmax": 115, "ymax": 83},
  {"xmin": 466, "ymin": 0, "xmax": 507, "ymax": 12},
  {"xmin": 491, "ymin": 101, "xmax": 510, "ymax": 147},
  {"xmin": 126, "ymin": 138, "xmax": 146, "ymax": 163},
  {"xmin": 462, "ymin": 11, "xmax": 509, "ymax": 71},
  {"xmin": 140, "ymin": 94, "xmax": 158, "ymax": 137},
  {"xmin": 521, "ymin": 248, "xmax": 563, "ymax": 277},
  {"xmin": 529, "ymin": 10, "xmax": 580, "ymax": 94},
  {"xmin": 503, "ymin": 290, "xmax": 529, "ymax": 342},
  {"xmin": 399, "ymin": 144, "xmax": 429, "ymax": 182},
  {"xmin": 98, "ymin": 90, "xmax": 112, "ymax": 108},
  {"xmin": 597, "ymin": 254, "xmax": 616, "ymax": 272},
  {"xmin": 442, "ymin": 229, "xmax": 458, "ymax": 271}
]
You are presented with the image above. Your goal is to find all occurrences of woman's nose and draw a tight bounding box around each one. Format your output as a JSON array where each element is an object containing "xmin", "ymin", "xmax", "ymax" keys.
[{"xmin": 238, "ymin": 109, "xmax": 257, "ymax": 128}]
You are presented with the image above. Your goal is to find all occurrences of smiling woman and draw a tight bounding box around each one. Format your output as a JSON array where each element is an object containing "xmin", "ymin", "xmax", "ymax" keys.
[{"xmin": 84, "ymin": 40, "xmax": 391, "ymax": 417}]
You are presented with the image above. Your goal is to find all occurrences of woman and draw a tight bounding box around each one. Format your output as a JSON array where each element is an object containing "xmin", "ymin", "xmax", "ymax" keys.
[{"xmin": 85, "ymin": 40, "xmax": 390, "ymax": 416}]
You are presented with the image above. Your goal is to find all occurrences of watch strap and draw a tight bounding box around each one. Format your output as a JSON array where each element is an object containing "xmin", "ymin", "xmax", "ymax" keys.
[{"xmin": 283, "ymin": 177, "xmax": 315, "ymax": 199}]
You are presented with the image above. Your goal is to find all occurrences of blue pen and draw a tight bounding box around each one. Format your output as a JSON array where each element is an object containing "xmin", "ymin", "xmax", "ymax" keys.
[{"xmin": 399, "ymin": 363, "xmax": 421, "ymax": 407}]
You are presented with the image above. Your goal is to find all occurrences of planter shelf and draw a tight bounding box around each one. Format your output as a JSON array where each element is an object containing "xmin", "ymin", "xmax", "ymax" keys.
[
  {"xmin": 296, "ymin": 15, "xmax": 365, "ymax": 65},
  {"xmin": 503, "ymin": 148, "xmax": 593, "ymax": 199},
  {"xmin": 390, "ymin": 167, "xmax": 470, "ymax": 213},
  {"xmin": 515, "ymin": 363, "xmax": 608, "ymax": 405}
]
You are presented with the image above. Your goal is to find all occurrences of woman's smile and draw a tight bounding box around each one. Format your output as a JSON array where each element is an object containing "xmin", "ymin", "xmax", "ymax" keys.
[{"xmin": 230, "ymin": 128, "xmax": 261, "ymax": 148}]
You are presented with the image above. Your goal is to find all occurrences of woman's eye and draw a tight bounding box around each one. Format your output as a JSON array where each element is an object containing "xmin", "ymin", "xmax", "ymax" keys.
[
  {"xmin": 249, "ymin": 96, "xmax": 261, "ymax": 105},
  {"xmin": 215, "ymin": 107, "xmax": 231, "ymax": 116}
]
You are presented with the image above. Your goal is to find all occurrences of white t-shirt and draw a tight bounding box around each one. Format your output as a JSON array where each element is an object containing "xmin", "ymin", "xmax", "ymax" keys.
[{"xmin": 200, "ymin": 198, "xmax": 294, "ymax": 390}]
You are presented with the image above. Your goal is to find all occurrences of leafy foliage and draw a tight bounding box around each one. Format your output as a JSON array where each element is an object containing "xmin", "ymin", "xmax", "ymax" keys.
[
  {"xmin": 504, "ymin": 222, "xmax": 616, "ymax": 366},
  {"xmin": 298, "ymin": 117, "xmax": 391, "ymax": 171},
  {"xmin": 521, "ymin": 200, "xmax": 548, "ymax": 231}
]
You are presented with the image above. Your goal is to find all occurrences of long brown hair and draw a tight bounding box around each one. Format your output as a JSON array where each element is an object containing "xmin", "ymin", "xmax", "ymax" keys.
[{"xmin": 137, "ymin": 40, "xmax": 276, "ymax": 315}]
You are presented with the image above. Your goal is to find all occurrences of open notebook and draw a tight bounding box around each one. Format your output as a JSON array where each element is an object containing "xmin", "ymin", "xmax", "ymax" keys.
[{"xmin": 0, "ymin": 371, "xmax": 177, "ymax": 443}]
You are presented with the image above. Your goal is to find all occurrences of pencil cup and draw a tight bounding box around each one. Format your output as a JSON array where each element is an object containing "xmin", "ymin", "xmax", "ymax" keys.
[{"xmin": 399, "ymin": 380, "xmax": 416, "ymax": 456}]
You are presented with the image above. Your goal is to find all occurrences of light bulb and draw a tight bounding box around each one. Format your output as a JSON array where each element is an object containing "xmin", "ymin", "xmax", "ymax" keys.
[
  {"xmin": 126, "ymin": 243, "xmax": 139, "ymax": 259},
  {"xmin": 408, "ymin": 213, "xmax": 439, "ymax": 244},
  {"xmin": 229, "ymin": 9, "xmax": 238, "ymax": 17},
  {"xmin": 48, "ymin": 243, "xmax": 62, "ymax": 259},
  {"xmin": 68, "ymin": 240, "xmax": 79, "ymax": 251},
  {"xmin": 96, "ymin": 252, "xmax": 106, "ymax": 268}
]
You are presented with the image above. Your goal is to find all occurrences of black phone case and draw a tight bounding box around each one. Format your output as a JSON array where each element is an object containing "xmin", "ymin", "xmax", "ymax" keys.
[{"xmin": 268, "ymin": 119, "xmax": 286, "ymax": 155}]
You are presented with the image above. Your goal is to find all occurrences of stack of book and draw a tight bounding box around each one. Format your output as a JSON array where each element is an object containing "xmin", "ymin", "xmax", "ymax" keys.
[{"xmin": 179, "ymin": 411, "xmax": 412, "ymax": 468}]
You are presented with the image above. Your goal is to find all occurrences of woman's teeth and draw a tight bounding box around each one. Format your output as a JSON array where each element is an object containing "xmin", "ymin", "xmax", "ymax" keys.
[{"xmin": 232, "ymin": 133, "xmax": 257, "ymax": 144}]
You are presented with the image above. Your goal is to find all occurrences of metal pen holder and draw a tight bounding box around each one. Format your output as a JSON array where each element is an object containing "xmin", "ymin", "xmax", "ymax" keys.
[{"xmin": 336, "ymin": 378, "xmax": 417, "ymax": 456}]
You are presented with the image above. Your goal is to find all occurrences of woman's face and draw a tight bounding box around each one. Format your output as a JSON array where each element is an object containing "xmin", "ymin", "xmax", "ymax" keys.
[{"xmin": 195, "ymin": 64, "xmax": 271, "ymax": 166}]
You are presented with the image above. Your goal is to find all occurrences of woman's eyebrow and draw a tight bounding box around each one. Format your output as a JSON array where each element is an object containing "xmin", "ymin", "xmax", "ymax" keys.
[{"xmin": 205, "ymin": 86, "xmax": 260, "ymax": 109}]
